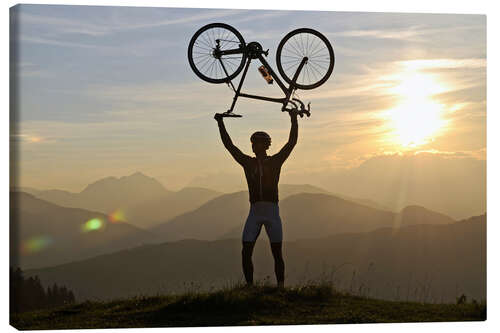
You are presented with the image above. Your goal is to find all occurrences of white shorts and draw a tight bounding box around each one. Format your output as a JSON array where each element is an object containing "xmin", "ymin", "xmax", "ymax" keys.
[{"xmin": 242, "ymin": 201, "xmax": 283, "ymax": 243}]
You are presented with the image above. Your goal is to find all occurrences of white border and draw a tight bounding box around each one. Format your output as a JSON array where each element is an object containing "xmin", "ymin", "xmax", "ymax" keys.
[{"xmin": 2, "ymin": 1, "xmax": 497, "ymax": 332}]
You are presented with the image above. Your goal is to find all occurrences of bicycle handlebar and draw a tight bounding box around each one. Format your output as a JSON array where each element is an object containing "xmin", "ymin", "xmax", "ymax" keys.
[{"xmin": 216, "ymin": 112, "xmax": 242, "ymax": 118}]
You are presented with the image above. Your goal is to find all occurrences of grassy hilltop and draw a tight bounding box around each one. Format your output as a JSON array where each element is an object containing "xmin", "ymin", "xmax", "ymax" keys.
[{"xmin": 11, "ymin": 283, "xmax": 486, "ymax": 330}]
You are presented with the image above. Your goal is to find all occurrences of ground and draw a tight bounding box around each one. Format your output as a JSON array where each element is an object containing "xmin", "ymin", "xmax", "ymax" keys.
[{"xmin": 11, "ymin": 283, "xmax": 486, "ymax": 330}]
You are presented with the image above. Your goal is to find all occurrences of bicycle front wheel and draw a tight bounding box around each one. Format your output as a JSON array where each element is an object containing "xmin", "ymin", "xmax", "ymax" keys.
[
  {"xmin": 188, "ymin": 23, "xmax": 247, "ymax": 84},
  {"xmin": 276, "ymin": 28, "xmax": 335, "ymax": 90}
]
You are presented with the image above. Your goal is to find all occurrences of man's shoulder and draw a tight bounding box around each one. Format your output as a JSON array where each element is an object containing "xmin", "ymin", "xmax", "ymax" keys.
[
  {"xmin": 269, "ymin": 153, "xmax": 285, "ymax": 164},
  {"xmin": 241, "ymin": 155, "xmax": 255, "ymax": 166}
]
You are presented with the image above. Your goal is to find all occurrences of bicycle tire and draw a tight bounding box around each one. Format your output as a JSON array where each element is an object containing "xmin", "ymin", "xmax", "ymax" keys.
[
  {"xmin": 276, "ymin": 28, "xmax": 334, "ymax": 90},
  {"xmin": 188, "ymin": 23, "xmax": 247, "ymax": 84}
]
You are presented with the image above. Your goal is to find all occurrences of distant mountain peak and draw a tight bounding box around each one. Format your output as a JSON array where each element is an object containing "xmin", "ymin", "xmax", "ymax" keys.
[
  {"xmin": 400, "ymin": 205, "xmax": 428, "ymax": 213},
  {"xmin": 80, "ymin": 172, "xmax": 170, "ymax": 197},
  {"xmin": 399, "ymin": 205, "xmax": 449, "ymax": 216},
  {"xmin": 397, "ymin": 205, "xmax": 455, "ymax": 225},
  {"xmin": 125, "ymin": 171, "xmax": 149, "ymax": 179}
]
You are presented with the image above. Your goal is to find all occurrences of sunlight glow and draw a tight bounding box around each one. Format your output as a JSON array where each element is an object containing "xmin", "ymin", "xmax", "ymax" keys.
[{"xmin": 383, "ymin": 71, "xmax": 448, "ymax": 148}]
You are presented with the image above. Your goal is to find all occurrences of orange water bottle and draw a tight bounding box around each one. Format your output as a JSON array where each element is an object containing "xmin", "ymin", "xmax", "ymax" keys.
[{"xmin": 258, "ymin": 65, "xmax": 273, "ymax": 84}]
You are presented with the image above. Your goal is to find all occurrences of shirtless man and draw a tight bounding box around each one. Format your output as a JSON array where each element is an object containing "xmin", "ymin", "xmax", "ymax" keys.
[{"xmin": 214, "ymin": 110, "xmax": 299, "ymax": 288}]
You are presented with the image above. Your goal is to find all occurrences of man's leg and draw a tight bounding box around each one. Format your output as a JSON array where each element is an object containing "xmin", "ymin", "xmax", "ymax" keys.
[
  {"xmin": 271, "ymin": 242, "xmax": 284, "ymax": 288},
  {"xmin": 242, "ymin": 241, "xmax": 256, "ymax": 285}
]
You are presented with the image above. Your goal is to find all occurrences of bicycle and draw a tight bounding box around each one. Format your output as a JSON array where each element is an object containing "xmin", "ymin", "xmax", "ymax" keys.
[{"xmin": 187, "ymin": 23, "xmax": 335, "ymax": 118}]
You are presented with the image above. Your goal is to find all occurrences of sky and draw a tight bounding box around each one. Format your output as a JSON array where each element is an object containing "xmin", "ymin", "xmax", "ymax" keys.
[{"xmin": 10, "ymin": 5, "xmax": 486, "ymax": 192}]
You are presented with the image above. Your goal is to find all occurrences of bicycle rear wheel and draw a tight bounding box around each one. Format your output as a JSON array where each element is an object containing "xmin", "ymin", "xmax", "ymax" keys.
[
  {"xmin": 188, "ymin": 23, "xmax": 247, "ymax": 84},
  {"xmin": 276, "ymin": 28, "xmax": 334, "ymax": 90}
]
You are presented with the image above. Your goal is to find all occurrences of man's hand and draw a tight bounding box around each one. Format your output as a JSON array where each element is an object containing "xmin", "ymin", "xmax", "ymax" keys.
[
  {"xmin": 214, "ymin": 113, "xmax": 224, "ymax": 122},
  {"xmin": 288, "ymin": 109, "xmax": 299, "ymax": 120}
]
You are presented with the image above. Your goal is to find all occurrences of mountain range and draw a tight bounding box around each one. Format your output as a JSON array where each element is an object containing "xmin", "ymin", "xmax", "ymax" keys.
[
  {"xmin": 150, "ymin": 192, "xmax": 454, "ymax": 242},
  {"xmin": 11, "ymin": 172, "xmax": 459, "ymax": 270},
  {"xmin": 18, "ymin": 172, "xmax": 222, "ymax": 228},
  {"xmin": 192, "ymin": 153, "xmax": 486, "ymax": 220},
  {"xmin": 25, "ymin": 214, "xmax": 486, "ymax": 303},
  {"xmin": 10, "ymin": 192, "xmax": 152, "ymax": 270}
]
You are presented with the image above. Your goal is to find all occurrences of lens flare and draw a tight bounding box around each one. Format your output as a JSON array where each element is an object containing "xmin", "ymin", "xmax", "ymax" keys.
[
  {"xmin": 81, "ymin": 218, "xmax": 103, "ymax": 233},
  {"xmin": 22, "ymin": 236, "xmax": 52, "ymax": 254},
  {"xmin": 108, "ymin": 209, "xmax": 126, "ymax": 223}
]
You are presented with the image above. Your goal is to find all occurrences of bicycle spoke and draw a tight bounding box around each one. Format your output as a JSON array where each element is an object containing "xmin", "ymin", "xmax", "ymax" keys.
[
  {"xmin": 306, "ymin": 33, "xmax": 310, "ymax": 56},
  {"xmin": 309, "ymin": 45, "xmax": 326, "ymax": 58},
  {"xmin": 194, "ymin": 55, "xmax": 212, "ymax": 65},
  {"xmin": 196, "ymin": 56, "xmax": 211, "ymax": 70},
  {"xmin": 300, "ymin": 33, "xmax": 306, "ymax": 56},
  {"xmin": 305, "ymin": 65, "xmax": 312, "ymax": 84},
  {"xmin": 192, "ymin": 53, "xmax": 211, "ymax": 58},
  {"xmin": 210, "ymin": 29, "xmax": 216, "ymax": 50},
  {"xmin": 292, "ymin": 36, "xmax": 304, "ymax": 57},
  {"xmin": 284, "ymin": 46, "xmax": 303, "ymax": 58},
  {"xmin": 218, "ymin": 28, "xmax": 226, "ymax": 50},
  {"xmin": 309, "ymin": 59, "xmax": 327, "ymax": 71},
  {"xmin": 202, "ymin": 31, "xmax": 213, "ymax": 48},
  {"xmin": 281, "ymin": 59, "xmax": 301, "ymax": 65},
  {"xmin": 285, "ymin": 61, "xmax": 300, "ymax": 72},
  {"xmin": 281, "ymin": 54, "xmax": 301, "ymax": 59},
  {"xmin": 194, "ymin": 43, "xmax": 212, "ymax": 52},
  {"xmin": 194, "ymin": 42, "xmax": 210, "ymax": 52},
  {"xmin": 224, "ymin": 60, "xmax": 235, "ymax": 72},
  {"xmin": 283, "ymin": 47, "xmax": 303, "ymax": 59},
  {"xmin": 209, "ymin": 58, "xmax": 217, "ymax": 78},
  {"xmin": 309, "ymin": 57, "xmax": 331, "ymax": 62},
  {"xmin": 307, "ymin": 63, "xmax": 319, "ymax": 81},
  {"xmin": 220, "ymin": 29, "xmax": 230, "ymax": 49},
  {"xmin": 198, "ymin": 56, "xmax": 213, "ymax": 73},
  {"xmin": 300, "ymin": 65, "xmax": 306, "ymax": 84},
  {"xmin": 201, "ymin": 33, "xmax": 213, "ymax": 50},
  {"xmin": 308, "ymin": 60, "xmax": 326, "ymax": 77},
  {"xmin": 223, "ymin": 59, "xmax": 237, "ymax": 69},
  {"xmin": 309, "ymin": 36, "xmax": 322, "ymax": 54},
  {"xmin": 193, "ymin": 55, "xmax": 210, "ymax": 61},
  {"xmin": 195, "ymin": 37, "xmax": 212, "ymax": 50}
]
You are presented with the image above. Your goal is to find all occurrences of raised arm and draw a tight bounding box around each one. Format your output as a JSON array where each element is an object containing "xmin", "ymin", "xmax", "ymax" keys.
[
  {"xmin": 274, "ymin": 111, "xmax": 298, "ymax": 164},
  {"xmin": 215, "ymin": 114, "xmax": 250, "ymax": 166}
]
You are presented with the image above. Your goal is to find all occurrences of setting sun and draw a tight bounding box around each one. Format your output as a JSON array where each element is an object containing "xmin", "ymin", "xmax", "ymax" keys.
[{"xmin": 383, "ymin": 71, "xmax": 448, "ymax": 148}]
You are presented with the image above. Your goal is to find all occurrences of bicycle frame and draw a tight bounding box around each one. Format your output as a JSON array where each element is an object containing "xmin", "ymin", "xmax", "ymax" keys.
[{"xmin": 217, "ymin": 42, "xmax": 309, "ymax": 114}]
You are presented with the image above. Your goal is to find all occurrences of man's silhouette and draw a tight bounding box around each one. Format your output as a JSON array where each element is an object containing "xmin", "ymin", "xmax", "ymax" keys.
[{"xmin": 214, "ymin": 110, "xmax": 299, "ymax": 288}]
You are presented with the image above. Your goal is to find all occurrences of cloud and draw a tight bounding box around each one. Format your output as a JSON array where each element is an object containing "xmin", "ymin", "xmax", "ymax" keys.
[
  {"xmin": 396, "ymin": 58, "xmax": 486, "ymax": 71},
  {"xmin": 335, "ymin": 23, "xmax": 485, "ymax": 42},
  {"xmin": 17, "ymin": 9, "xmax": 244, "ymax": 37},
  {"xmin": 10, "ymin": 133, "xmax": 49, "ymax": 144},
  {"xmin": 19, "ymin": 35, "xmax": 100, "ymax": 49},
  {"xmin": 336, "ymin": 27, "xmax": 424, "ymax": 40}
]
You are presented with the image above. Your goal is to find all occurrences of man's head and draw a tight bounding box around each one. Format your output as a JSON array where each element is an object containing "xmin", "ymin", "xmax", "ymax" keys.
[{"xmin": 250, "ymin": 131, "xmax": 271, "ymax": 155}]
